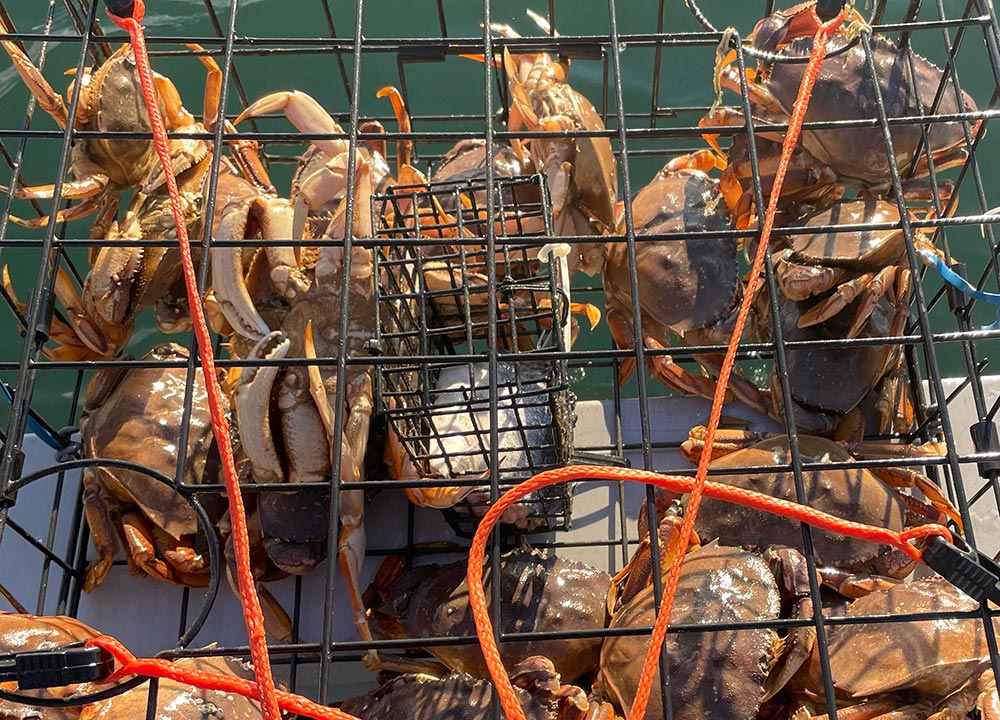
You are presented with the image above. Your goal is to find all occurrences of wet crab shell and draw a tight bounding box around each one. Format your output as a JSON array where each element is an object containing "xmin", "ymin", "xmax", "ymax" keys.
[
  {"xmin": 800, "ymin": 577, "xmax": 1000, "ymax": 700},
  {"xmin": 598, "ymin": 545, "xmax": 782, "ymax": 720},
  {"xmin": 373, "ymin": 547, "xmax": 610, "ymax": 683},
  {"xmin": 785, "ymin": 199, "xmax": 906, "ymax": 271},
  {"xmin": 604, "ymin": 168, "xmax": 739, "ymax": 337},
  {"xmin": 341, "ymin": 662, "xmax": 590, "ymax": 720},
  {"xmin": 685, "ymin": 436, "xmax": 909, "ymax": 575},
  {"xmin": 79, "ymin": 655, "xmax": 266, "ymax": 720},
  {"xmin": 761, "ymin": 33, "xmax": 976, "ymax": 189},
  {"xmin": 764, "ymin": 290, "xmax": 894, "ymax": 420}
]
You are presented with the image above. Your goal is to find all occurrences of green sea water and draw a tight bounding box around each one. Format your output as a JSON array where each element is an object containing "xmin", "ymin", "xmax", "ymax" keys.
[{"xmin": 0, "ymin": 0, "xmax": 996, "ymax": 428}]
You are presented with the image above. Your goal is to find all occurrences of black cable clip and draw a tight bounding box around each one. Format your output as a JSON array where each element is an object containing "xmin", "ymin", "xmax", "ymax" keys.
[
  {"xmin": 815, "ymin": 0, "xmax": 847, "ymax": 21},
  {"xmin": 971, "ymin": 420, "xmax": 1000, "ymax": 477},
  {"xmin": 104, "ymin": 0, "xmax": 136, "ymax": 19},
  {"xmin": 0, "ymin": 643, "xmax": 115, "ymax": 690},
  {"xmin": 923, "ymin": 534, "xmax": 1000, "ymax": 605}
]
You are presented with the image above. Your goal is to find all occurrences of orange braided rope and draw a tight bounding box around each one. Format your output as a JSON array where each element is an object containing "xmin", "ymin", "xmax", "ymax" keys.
[
  {"xmin": 104, "ymin": 3, "xmax": 284, "ymax": 718},
  {"xmin": 87, "ymin": 636, "xmax": 358, "ymax": 720},
  {"xmin": 465, "ymin": 469, "xmax": 951, "ymax": 720},
  {"xmin": 465, "ymin": 8, "xmax": 927, "ymax": 720}
]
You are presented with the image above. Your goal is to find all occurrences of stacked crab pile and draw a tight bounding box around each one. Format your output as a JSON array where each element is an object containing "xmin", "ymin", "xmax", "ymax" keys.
[{"xmin": 0, "ymin": 2, "xmax": 994, "ymax": 719}]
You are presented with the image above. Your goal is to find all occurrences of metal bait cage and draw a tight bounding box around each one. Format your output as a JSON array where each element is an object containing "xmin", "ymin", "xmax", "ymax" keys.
[
  {"xmin": 372, "ymin": 173, "xmax": 576, "ymax": 536},
  {"xmin": 0, "ymin": 0, "xmax": 995, "ymax": 718}
]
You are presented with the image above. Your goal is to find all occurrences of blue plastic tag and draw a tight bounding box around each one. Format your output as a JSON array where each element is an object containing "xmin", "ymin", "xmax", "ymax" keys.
[{"xmin": 917, "ymin": 246, "xmax": 1000, "ymax": 331}]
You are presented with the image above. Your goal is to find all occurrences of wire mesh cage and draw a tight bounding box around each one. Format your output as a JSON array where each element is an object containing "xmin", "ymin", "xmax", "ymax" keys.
[
  {"xmin": 372, "ymin": 173, "xmax": 577, "ymax": 536},
  {"xmin": 0, "ymin": 0, "xmax": 996, "ymax": 718}
]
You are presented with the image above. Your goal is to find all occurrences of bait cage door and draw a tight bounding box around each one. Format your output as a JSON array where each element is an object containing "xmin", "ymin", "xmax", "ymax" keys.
[{"xmin": 0, "ymin": 0, "xmax": 994, "ymax": 718}]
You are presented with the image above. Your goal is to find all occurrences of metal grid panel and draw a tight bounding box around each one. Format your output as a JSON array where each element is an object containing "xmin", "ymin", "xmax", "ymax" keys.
[{"xmin": 0, "ymin": 0, "xmax": 995, "ymax": 718}]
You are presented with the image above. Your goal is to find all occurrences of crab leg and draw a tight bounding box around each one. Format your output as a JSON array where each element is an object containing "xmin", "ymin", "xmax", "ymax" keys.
[
  {"xmin": 82, "ymin": 475, "xmax": 120, "ymax": 592},
  {"xmin": 875, "ymin": 352, "xmax": 915, "ymax": 435},
  {"xmin": 5, "ymin": 174, "xmax": 109, "ymax": 201},
  {"xmin": 185, "ymin": 43, "xmax": 274, "ymax": 193},
  {"xmin": 52, "ymin": 267, "xmax": 123, "ymax": 357},
  {"xmin": 645, "ymin": 335, "xmax": 736, "ymax": 402},
  {"xmin": 303, "ymin": 323, "xmax": 376, "ymax": 649},
  {"xmin": 869, "ymin": 466, "xmax": 964, "ymax": 532},
  {"xmin": 377, "ymin": 86, "xmax": 412, "ymax": 174},
  {"xmin": 802, "ymin": 266, "xmax": 897, "ymax": 335},
  {"xmin": 605, "ymin": 306, "xmax": 639, "ymax": 386},
  {"xmin": 0, "ymin": 16, "xmax": 69, "ymax": 129},
  {"xmin": 693, "ymin": 353, "xmax": 772, "ymax": 415},
  {"xmin": 9, "ymin": 195, "xmax": 107, "ymax": 230}
]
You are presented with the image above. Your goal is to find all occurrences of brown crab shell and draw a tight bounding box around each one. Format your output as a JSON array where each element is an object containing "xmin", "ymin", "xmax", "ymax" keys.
[
  {"xmin": 374, "ymin": 547, "xmax": 611, "ymax": 683},
  {"xmin": 79, "ymin": 655, "xmax": 265, "ymax": 720},
  {"xmin": 689, "ymin": 436, "xmax": 908, "ymax": 575},
  {"xmin": 761, "ymin": 33, "xmax": 977, "ymax": 190},
  {"xmin": 598, "ymin": 545, "xmax": 782, "ymax": 720},
  {"xmin": 817, "ymin": 577, "xmax": 1000, "ymax": 700}
]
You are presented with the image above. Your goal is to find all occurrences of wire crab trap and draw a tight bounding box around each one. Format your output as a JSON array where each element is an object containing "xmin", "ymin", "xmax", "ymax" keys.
[
  {"xmin": 0, "ymin": 0, "xmax": 997, "ymax": 719},
  {"xmin": 372, "ymin": 174, "xmax": 577, "ymax": 537}
]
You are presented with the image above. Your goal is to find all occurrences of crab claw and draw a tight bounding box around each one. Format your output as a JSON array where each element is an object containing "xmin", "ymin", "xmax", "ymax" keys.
[
  {"xmin": 234, "ymin": 331, "xmax": 291, "ymax": 485},
  {"xmin": 235, "ymin": 90, "xmax": 348, "ymax": 159}
]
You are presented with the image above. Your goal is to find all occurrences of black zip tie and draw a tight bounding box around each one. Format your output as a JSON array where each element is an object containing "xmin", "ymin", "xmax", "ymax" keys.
[
  {"xmin": 54, "ymin": 427, "xmax": 81, "ymax": 463},
  {"xmin": 104, "ymin": 0, "xmax": 135, "ymax": 19},
  {"xmin": 923, "ymin": 534, "xmax": 1000, "ymax": 605},
  {"xmin": 0, "ymin": 643, "xmax": 115, "ymax": 690},
  {"xmin": 970, "ymin": 419, "xmax": 1000, "ymax": 477}
]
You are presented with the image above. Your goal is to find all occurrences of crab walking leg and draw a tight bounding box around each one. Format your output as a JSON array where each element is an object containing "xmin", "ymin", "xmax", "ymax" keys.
[
  {"xmin": 185, "ymin": 43, "xmax": 275, "ymax": 193},
  {"xmin": 694, "ymin": 353, "xmax": 772, "ymax": 415},
  {"xmin": 8, "ymin": 194, "xmax": 108, "ymax": 230},
  {"xmin": 377, "ymin": 86, "xmax": 412, "ymax": 173},
  {"xmin": 611, "ymin": 511, "xmax": 694, "ymax": 612},
  {"xmin": 82, "ymin": 474, "xmax": 121, "ymax": 591},
  {"xmin": 681, "ymin": 425, "xmax": 947, "ymax": 463},
  {"xmin": 303, "ymin": 323, "xmax": 376, "ymax": 646},
  {"xmin": 869, "ymin": 465, "xmax": 964, "ymax": 532},
  {"xmin": 605, "ymin": 306, "xmax": 640, "ymax": 387},
  {"xmin": 4, "ymin": 174, "xmax": 109, "ymax": 201},
  {"xmin": 119, "ymin": 511, "xmax": 177, "ymax": 583},
  {"xmin": 875, "ymin": 352, "xmax": 915, "ymax": 435},
  {"xmin": 644, "ymin": 335, "xmax": 735, "ymax": 401},
  {"xmin": 52, "ymin": 267, "xmax": 125, "ymax": 357},
  {"xmin": 0, "ymin": 16, "xmax": 69, "ymax": 128},
  {"xmin": 795, "ymin": 266, "xmax": 897, "ymax": 333}
]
